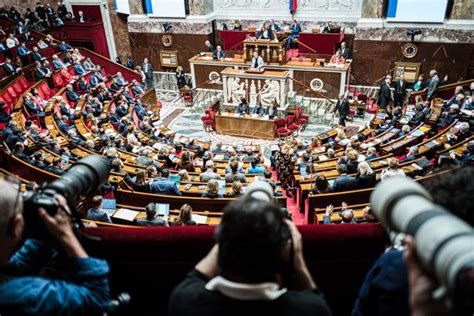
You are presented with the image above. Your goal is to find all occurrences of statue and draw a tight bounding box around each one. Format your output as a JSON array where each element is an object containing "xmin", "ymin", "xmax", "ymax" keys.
[
  {"xmin": 227, "ymin": 77, "xmax": 246, "ymax": 104},
  {"xmin": 249, "ymin": 80, "xmax": 258, "ymax": 104},
  {"xmin": 259, "ymin": 79, "xmax": 280, "ymax": 107}
]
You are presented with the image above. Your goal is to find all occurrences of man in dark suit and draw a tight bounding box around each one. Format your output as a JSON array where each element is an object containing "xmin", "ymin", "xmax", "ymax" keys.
[
  {"xmin": 134, "ymin": 101, "xmax": 147, "ymax": 120},
  {"xmin": 340, "ymin": 42, "xmax": 351, "ymax": 60},
  {"xmin": 332, "ymin": 164, "xmax": 356, "ymax": 192},
  {"xmin": 31, "ymin": 46, "xmax": 43, "ymax": 62},
  {"xmin": 334, "ymin": 94, "xmax": 350, "ymax": 126},
  {"xmin": 65, "ymin": 84, "xmax": 80, "ymax": 103},
  {"xmin": 131, "ymin": 79, "xmax": 145, "ymax": 96},
  {"xmin": 142, "ymin": 58, "xmax": 153, "ymax": 89},
  {"xmin": 425, "ymin": 69, "xmax": 440, "ymax": 101},
  {"xmin": 24, "ymin": 95, "xmax": 40, "ymax": 115},
  {"xmin": 393, "ymin": 74, "xmax": 407, "ymax": 108},
  {"xmin": 3, "ymin": 58, "xmax": 19, "ymax": 76},
  {"xmin": 213, "ymin": 45, "xmax": 226, "ymax": 60},
  {"xmin": 204, "ymin": 40, "xmax": 215, "ymax": 53},
  {"xmin": 75, "ymin": 11, "xmax": 89, "ymax": 23},
  {"xmin": 377, "ymin": 77, "xmax": 392, "ymax": 109},
  {"xmin": 238, "ymin": 98, "xmax": 250, "ymax": 115}
]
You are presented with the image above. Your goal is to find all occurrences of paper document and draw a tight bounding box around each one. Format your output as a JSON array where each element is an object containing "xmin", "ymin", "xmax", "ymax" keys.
[{"xmin": 113, "ymin": 209, "xmax": 140, "ymax": 221}]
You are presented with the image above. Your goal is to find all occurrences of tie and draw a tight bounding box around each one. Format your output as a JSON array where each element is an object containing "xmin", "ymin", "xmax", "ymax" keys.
[{"xmin": 253, "ymin": 58, "xmax": 257, "ymax": 68}]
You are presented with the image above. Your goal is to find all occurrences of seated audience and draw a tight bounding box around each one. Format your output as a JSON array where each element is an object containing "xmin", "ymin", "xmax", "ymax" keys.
[
  {"xmin": 247, "ymin": 157, "xmax": 265, "ymax": 174},
  {"xmin": 380, "ymin": 158, "xmax": 406, "ymax": 181},
  {"xmin": 332, "ymin": 164, "xmax": 356, "ymax": 192},
  {"xmin": 200, "ymin": 160, "xmax": 221, "ymax": 182},
  {"xmin": 173, "ymin": 204, "xmax": 196, "ymax": 226},
  {"xmin": 355, "ymin": 161, "xmax": 376, "ymax": 189},
  {"xmin": 136, "ymin": 203, "xmax": 169, "ymax": 227},
  {"xmin": 150, "ymin": 169, "xmax": 182, "ymax": 195},
  {"xmin": 202, "ymin": 179, "xmax": 223, "ymax": 198},
  {"xmin": 86, "ymin": 195, "xmax": 112, "ymax": 223}
]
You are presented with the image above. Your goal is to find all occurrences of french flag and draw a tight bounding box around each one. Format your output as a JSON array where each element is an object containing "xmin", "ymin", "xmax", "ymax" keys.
[{"xmin": 289, "ymin": 0, "xmax": 297, "ymax": 14}]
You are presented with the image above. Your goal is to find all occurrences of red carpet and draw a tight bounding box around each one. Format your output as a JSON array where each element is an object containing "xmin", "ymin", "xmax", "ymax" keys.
[{"xmin": 271, "ymin": 169, "xmax": 306, "ymax": 225}]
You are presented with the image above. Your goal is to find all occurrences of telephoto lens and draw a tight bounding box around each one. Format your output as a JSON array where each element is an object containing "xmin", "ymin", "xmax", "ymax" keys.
[
  {"xmin": 370, "ymin": 177, "xmax": 474, "ymax": 314},
  {"xmin": 22, "ymin": 155, "xmax": 110, "ymax": 239}
]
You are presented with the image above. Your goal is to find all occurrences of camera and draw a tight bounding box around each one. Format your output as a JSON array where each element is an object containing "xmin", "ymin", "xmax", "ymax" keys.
[
  {"xmin": 22, "ymin": 156, "xmax": 110, "ymax": 239},
  {"xmin": 407, "ymin": 28, "xmax": 422, "ymax": 42},
  {"xmin": 370, "ymin": 178, "xmax": 474, "ymax": 314}
]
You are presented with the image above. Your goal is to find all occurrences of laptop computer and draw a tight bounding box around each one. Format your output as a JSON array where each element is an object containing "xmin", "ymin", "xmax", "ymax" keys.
[
  {"xmin": 155, "ymin": 203, "xmax": 170, "ymax": 217},
  {"xmin": 102, "ymin": 199, "xmax": 117, "ymax": 216},
  {"xmin": 217, "ymin": 180, "xmax": 226, "ymax": 195},
  {"xmin": 169, "ymin": 174, "xmax": 181, "ymax": 185}
]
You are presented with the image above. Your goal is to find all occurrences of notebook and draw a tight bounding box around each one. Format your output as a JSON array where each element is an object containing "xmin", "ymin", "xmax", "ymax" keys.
[{"xmin": 112, "ymin": 209, "xmax": 140, "ymax": 222}]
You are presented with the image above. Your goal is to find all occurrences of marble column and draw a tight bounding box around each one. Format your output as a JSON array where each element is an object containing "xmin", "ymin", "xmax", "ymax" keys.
[
  {"xmin": 188, "ymin": 0, "xmax": 214, "ymax": 15},
  {"xmin": 107, "ymin": 0, "xmax": 132, "ymax": 61},
  {"xmin": 450, "ymin": 0, "xmax": 473, "ymax": 19},
  {"xmin": 361, "ymin": 0, "xmax": 384, "ymax": 19}
]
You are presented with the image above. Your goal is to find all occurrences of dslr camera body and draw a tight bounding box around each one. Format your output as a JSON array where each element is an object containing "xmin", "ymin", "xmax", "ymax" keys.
[{"xmin": 22, "ymin": 156, "xmax": 110, "ymax": 239}]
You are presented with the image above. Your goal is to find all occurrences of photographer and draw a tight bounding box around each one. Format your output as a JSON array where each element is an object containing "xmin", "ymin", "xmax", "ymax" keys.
[
  {"xmin": 0, "ymin": 179, "xmax": 111, "ymax": 315},
  {"xmin": 352, "ymin": 167, "xmax": 474, "ymax": 316},
  {"xmin": 169, "ymin": 196, "xmax": 331, "ymax": 316}
]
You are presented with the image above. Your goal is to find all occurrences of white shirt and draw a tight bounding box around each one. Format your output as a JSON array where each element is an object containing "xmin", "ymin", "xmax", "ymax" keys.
[{"xmin": 6, "ymin": 37, "xmax": 19, "ymax": 48}]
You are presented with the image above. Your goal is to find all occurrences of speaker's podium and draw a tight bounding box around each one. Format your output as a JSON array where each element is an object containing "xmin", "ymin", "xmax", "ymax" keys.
[{"xmin": 243, "ymin": 39, "xmax": 285, "ymax": 65}]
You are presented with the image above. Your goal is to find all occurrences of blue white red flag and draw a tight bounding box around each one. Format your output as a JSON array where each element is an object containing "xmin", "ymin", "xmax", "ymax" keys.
[{"xmin": 289, "ymin": 0, "xmax": 297, "ymax": 14}]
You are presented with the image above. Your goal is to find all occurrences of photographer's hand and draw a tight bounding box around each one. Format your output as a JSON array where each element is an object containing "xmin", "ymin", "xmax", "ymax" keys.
[
  {"xmin": 38, "ymin": 195, "xmax": 87, "ymax": 259},
  {"xmin": 284, "ymin": 219, "xmax": 316, "ymax": 291},
  {"xmin": 195, "ymin": 244, "xmax": 219, "ymax": 279},
  {"xmin": 404, "ymin": 236, "xmax": 448, "ymax": 316}
]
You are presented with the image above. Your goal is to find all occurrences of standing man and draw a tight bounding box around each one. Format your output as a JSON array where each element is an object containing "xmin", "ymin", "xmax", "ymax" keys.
[
  {"xmin": 286, "ymin": 19, "xmax": 301, "ymax": 49},
  {"xmin": 377, "ymin": 76, "xmax": 393, "ymax": 110},
  {"xmin": 250, "ymin": 51, "xmax": 264, "ymax": 70},
  {"xmin": 142, "ymin": 58, "xmax": 153, "ymax": 90},
  {"xmin": 334, "ymin": 93, "xmax": 350, "ymax": 126},
  {"xmin": 425, "ymin": 69, "xmax": 440, "ymax": 101},
  {"xmin": 393, "ymin": 74, "xmax": 407, "ymax": 108}
]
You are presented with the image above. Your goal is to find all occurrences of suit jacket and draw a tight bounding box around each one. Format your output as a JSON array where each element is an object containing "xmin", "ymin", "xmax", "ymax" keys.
[
  {"xmin": 238, "ymin": 103, "xmax": 250, "ymax": 115},
  {"xmin": 333, "ymin": 174, "xmax": 356, "ymax": 192},
  {"xmin": 86, "ymin": 208, "xmax": 111, "ymax": 222},
  {"xmin": 142, "ymin": 63, "xmax": 153, "ymax": 79},
  {"xmin": 25, "ymin": 100, "xmax": 39, "ymax": 114},
  {"xmin": 394, "ymin": 80, "xmax": 407, "ymax": 97},
  {"xmin": 150, "ymin": 179, "xmax": 182, "ymax": 195},
  {"xmin": 17, "ymin": 46, "xmax": 30, "ymax": 56},
  {"xmin": 290, "ymin": 23, "xmax": 301, "ymax": 36},
  {"xmin": 89, "ymin": 75, "xmax": 99, "ymax": 87},
  {"xmin": 35, "ymin": 67, "xmax": 47, "ymax": 79},
  {"xmin": 206, "ymin": 44, "xmax": 215, "ymax": 53},
  {"xmin": 58, "ymin": 43, "xmax": 72, "ymax": 52},
  {"xmin": 132, "ymin": 84, "xmax": 145, "ymax": 96},
  {"xmin": 66, "ymin": 90, "xmax": 80, "ymax": 102},
  {"xmin": 377, "ymin": 83, "xmax": 392, "ymax": 108},
  {"xmin": 213, "ymin": 50, "xmax": 226, "ymax": 59},
  {"xmin": 251, "ymin": 56, "xmax": 264, "ymax": 69},
  {"xmin": 335, "ymin": 99, "xmax": 350, "ymax": 116},
  {"xmin": 52, "ymin": 59, "xmax": 65, "ymax": 70},
  {"xmin": 136, "ymin": 217, "xmax": 169, "ymax": 227},
  {"xmin": 341, "ymin": 47, "xmax": 351, "ymax": 60},
  {"xmin": 31, "ymin": 52, "xmax": 43, "ymax": 62},
  {"xmin": 3, "ymin": 63, "xmax": 17, "ymax": 75},
  {"xmin": 74, "ymin": 64, "xmax": 86, "ymax": 75},
  {"xmin": 427, "ymin": 76, "xmax": 440, "ymax": 99}
]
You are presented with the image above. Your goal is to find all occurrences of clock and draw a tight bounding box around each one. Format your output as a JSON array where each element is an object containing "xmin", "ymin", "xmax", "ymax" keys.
[
  {"xmin": 161, "ymin": 34, "xmax": 173, "ymax": 48},
  {"xmin": 401, "ymin": 43, "xmax": 418, "ymax": 59}
]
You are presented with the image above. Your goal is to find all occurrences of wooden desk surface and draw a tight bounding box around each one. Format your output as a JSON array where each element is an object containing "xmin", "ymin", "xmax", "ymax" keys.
[
  {"xmin": 216, "ymin": 114, "xmax": 276, "ymax": 139},
  {"xmin": 222, "ymin": 67, "xmax": 289, "ymax": 78}
]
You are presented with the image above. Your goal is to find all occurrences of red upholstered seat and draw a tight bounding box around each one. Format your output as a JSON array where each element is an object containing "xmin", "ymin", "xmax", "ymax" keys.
[
  {"xmin": 286, "ymin": 116, "xmax": 299, "ymax": 132},
  {"xmin": 367, "ymin": 100, "xmax": 378, "ymax": 114},
  {"xmin": 12, "ymin": 81, "xmax": 23, "ymax": 94},
  {"xmin": 275, "ymin": 118, "xmax": 291, "ymax": 137},
  {"xmin": 52, "ymin": 73, "xmax": 65, "ymax": 89},
  {"xmin": 6, "ymin": 87, "xmax": 18, "ymax": 102},
  {"xmin": 18, "ymin": 76, "xmax": 29, "ymax": 90},
  {"xmin": 202, "ymin": 111, "xmax": 216, "ymax": 130}
]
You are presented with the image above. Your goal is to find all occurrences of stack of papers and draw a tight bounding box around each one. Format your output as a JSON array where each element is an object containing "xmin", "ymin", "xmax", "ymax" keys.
[
  {"xmin": 112, "ymin": 209, "xmax": 140, "ymax": 222},
  {"xmin": 192, "ymin": 214, "xmax": 208, "ymax": 224}
]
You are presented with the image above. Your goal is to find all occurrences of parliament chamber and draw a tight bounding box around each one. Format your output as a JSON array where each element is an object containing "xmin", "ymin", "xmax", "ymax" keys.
[{"xmin": 0, "ymin": 1, "xmax": 473, "ymax": 316}]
